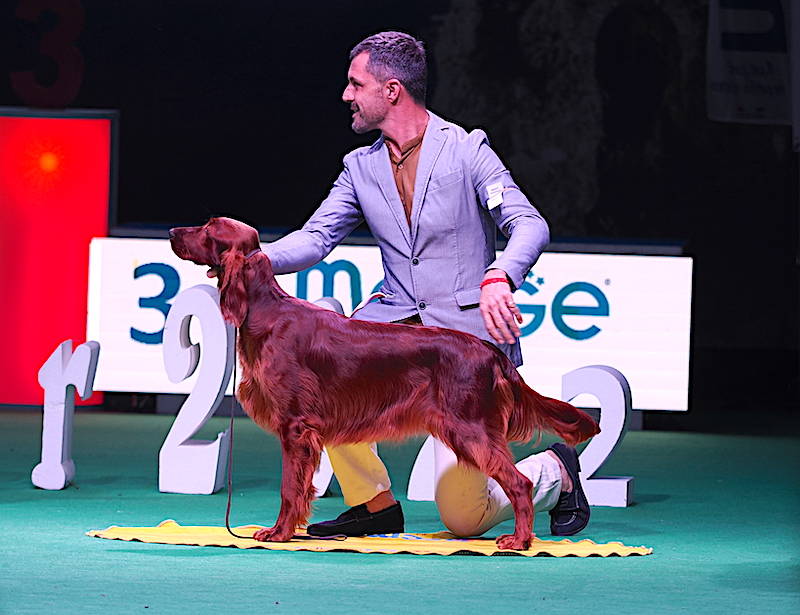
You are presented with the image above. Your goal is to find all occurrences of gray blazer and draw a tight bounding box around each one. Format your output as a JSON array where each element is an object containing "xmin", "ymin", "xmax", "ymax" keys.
[{"xmin": 264, "ymin": 112, "xmax": 549, "ymax": 366}]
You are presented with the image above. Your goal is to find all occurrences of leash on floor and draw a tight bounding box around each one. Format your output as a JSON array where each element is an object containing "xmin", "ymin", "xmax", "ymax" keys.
[
  {"xmin": 223, "ymin": 327, "xmax": 346, "ymax": 542},
  {"xmin": 224, "ymin": 327, "xmax": 251, "ymax": 540}
]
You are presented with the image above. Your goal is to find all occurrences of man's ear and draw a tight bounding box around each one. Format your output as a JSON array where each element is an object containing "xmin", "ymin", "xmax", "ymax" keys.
[
  {"xmin": 218, "ymin": 248, "xmax": 248, "ymax": 327},
  {"xmin": 386, "ymin": 78, "xmax": 402, "ymax": 104}
]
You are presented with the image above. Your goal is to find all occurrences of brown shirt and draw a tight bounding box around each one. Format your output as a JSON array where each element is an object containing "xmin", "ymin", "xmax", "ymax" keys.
[{"xmin": 385, "ymin": 126, "xmax": 427, "ymax": 225}]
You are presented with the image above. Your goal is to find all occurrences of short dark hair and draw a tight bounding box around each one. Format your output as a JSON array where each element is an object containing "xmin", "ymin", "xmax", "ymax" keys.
[{"xmin": 350, "ymin": 31, "xmax": 427, "ymax": 104}]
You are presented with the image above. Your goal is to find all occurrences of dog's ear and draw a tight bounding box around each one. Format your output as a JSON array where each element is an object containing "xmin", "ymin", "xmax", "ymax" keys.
[{"xmin": 218, "ymin": 248, "xmax": 248, "ymax": 327}]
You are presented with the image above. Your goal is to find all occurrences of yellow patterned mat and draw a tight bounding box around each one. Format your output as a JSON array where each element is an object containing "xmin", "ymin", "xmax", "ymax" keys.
[{"xmin": 87, "ymin": 519, "xmax": 652, "ymax": 557}]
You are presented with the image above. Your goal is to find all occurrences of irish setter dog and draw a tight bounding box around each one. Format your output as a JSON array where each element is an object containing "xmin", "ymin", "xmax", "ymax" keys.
[{"xmin": 169, "ymin": 217, "xmax": 599, "ymax": 550}]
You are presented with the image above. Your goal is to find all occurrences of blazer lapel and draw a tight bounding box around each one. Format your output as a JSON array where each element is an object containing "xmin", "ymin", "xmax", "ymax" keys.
[
  {"xmin": 410, "ymin": 113, "xmax": 447, "ymax": 244},
  {"xmin": 370, "ymin": 138, "xmax": 412, "ymax": 249}
]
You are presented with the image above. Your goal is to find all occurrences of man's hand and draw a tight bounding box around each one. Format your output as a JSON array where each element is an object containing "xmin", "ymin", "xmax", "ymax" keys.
[{"xmin": 479, "ymin": 269, "xmax": 522, "ymax": 345}]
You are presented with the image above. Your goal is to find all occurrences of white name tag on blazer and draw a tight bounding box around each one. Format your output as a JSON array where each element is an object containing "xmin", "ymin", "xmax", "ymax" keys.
[{"xmin": 486, "ymin": 182, "xmax": 504, "ymax": 209}]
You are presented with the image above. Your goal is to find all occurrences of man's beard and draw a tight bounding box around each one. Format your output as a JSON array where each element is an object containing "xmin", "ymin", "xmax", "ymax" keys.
[
  {"xmin": 350, "ymin": 101, "xmax": 386, "ymax": 134},
  {"xmin": 351, "ymin": 117, "xmax": 371, "ymax": 134}
]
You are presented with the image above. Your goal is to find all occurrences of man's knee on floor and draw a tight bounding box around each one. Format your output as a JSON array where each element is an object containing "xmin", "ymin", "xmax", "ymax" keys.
[{"xmin": 439, "ymin": 511, "xmax": 485, "ymax": 538}]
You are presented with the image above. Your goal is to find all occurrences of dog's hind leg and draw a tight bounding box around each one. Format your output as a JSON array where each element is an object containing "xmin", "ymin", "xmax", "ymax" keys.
[
  {"xmin": 487, "ymin": 455, "xmax": 535, "ymax": 550},
  {"xmin": 437, "ymin": 429, "xmax": 534, "ymax": 550},
  {"xmin": 253, "ymin": 426, "xmax": 322, "ymax": 542}
]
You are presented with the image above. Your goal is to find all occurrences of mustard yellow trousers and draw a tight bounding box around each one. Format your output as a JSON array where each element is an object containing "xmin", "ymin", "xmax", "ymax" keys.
[{"xmin": 327, "ymin": 440, "xmax": 562, "ymax": 537}]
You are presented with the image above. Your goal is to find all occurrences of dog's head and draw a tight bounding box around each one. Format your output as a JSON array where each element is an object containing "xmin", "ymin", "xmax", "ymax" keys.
[{"xmin": 169, "ymin": 217, "xmax": 263, "ymax": 327}]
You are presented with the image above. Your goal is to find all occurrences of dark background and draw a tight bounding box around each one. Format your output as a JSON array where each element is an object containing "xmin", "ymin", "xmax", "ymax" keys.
[{"xmin": 1, "ymin": 0, "xmax": 797, "ymax": 431}]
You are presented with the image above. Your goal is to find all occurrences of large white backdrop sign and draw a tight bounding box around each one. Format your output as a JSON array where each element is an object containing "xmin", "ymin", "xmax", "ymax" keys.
[{"xmin": 87, "ymin": 238, "xmax": 692, "ymax": 410}]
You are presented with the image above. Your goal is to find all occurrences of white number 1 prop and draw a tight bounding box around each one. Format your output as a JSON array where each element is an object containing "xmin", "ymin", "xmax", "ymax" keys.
[
  {"xmin": 33, "ymin": 340, "xmax": 100, "ymax": 490},
  {"xmin": 159, "ymin": 285, "xmax": 234, "ymax": 494}
]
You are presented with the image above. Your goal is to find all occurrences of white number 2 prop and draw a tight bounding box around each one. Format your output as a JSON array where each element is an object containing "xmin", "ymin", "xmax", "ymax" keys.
[
  {"xmin": 159, "ymin": 285, "xmax": 234, "ymax": 494},
  {"xmin": 408, "ymin": 364, "xmax": 634, "ymax": 507},
  {"xmin": 33, "ymin": 340, "xmax": 100, "ymax": 490},
  {"xmin": 563, "ymin": 365, "xmax": 633, "ymax": 507}
]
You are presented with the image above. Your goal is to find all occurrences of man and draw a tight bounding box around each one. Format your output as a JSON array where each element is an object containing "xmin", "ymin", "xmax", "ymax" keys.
[{"xmin": 263, "ymin": 31, "xmax": 589, "ymax": 539}]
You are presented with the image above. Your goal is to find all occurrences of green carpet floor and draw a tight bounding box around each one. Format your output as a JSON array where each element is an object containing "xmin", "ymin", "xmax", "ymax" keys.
[{"xmin": 1, "ymin": 411, "xmax": 798, "ymax": 614}]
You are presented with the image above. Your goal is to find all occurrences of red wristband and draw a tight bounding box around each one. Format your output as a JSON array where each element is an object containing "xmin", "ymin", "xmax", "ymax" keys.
[{"xmin": 480, "ymin": 277, "xmax": 509, "ymax": 289}]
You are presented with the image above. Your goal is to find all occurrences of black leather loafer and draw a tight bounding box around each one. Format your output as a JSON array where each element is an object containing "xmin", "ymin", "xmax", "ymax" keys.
[
  {"xmin": 307, "ymin": 502, "xmax": 405, "ymax": 537},
  {"xmin": 548, "ymin": 442, "xmax": 590, "ymax": 536}
]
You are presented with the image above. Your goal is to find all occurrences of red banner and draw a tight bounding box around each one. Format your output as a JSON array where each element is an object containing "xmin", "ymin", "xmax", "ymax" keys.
[{"xmin": 0, "ymin": 115, "xmax": 110, "ymax": 405}]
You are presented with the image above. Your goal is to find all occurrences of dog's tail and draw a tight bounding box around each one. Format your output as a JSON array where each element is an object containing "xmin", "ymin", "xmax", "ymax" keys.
[{"xmin": 494, "ymin": 362, "xmax": 600, "ymax": 447}]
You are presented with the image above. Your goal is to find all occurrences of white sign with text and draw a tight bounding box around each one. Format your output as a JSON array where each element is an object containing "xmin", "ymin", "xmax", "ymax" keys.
[{"xmin": 87, "ymin": 238, "xmax": 692, "ymax": 410}]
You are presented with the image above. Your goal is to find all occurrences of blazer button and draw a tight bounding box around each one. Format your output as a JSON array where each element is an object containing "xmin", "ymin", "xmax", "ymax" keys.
[
  {"xmin": 418, "ymin": 301, "xmax": 426, "ymax": 310},
  {"xmin": 411, "ymin": 257, "xmax": 419, "ymax": 265}
]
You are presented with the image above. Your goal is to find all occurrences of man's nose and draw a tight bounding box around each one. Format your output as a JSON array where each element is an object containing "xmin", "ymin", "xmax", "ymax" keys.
[{"xmin": 342, "ymin": 85, "xmax": 353, "ymax": 102}]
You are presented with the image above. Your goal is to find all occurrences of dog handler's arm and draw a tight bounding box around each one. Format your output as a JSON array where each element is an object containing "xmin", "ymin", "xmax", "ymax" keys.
[
  {"xmin": 468, "ymin": 130, "xmax": 550, "ymax": 345},
  {"xmin": 263, "ymin": 157, "xmax": 363, "ymax": 274}
]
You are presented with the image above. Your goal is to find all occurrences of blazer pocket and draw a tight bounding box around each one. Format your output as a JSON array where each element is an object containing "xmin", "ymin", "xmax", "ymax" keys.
[
  {"xmin": 429, "ymin": 169, "xmax": 464, "ymax": 192},
  {"xmin": 455, "ymin": 287, "xmax": 481, "ymax": 310}
]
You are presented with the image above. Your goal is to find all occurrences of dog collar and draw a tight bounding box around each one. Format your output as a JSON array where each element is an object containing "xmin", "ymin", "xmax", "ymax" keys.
[{"xmin": 212, "ymin": 248, "xmax": 261, "ymax": 272}]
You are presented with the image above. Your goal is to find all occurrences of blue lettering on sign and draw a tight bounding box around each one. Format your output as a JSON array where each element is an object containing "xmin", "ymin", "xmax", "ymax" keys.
[
  {"xmin": 130, "ymin": 263, "xmax": 180, "ymax": 344},
  {"xmin": 515, "ymin": 275, "xmax": 609, "ymax": 340},
  {"xmin": 291, "ymin": 261, "xmax": 609, "ymax": 340},
  {"xmin": 130, "ymin": 259, "xmax": 610, "ymax": 344},
  {"xmin": 296, "ymin": 260, "xmax": 362, "ymax": 308},
  {"xmin": 515, "ymin": 278, "xmax": 547, "ymax": 336},
  {"xmin": 551, "ymin": 281, "xmax": 610, "ymax": 340}
]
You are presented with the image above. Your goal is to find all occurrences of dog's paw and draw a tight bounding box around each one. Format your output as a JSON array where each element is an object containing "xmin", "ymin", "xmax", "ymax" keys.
[
  {"xmin": 495, "ymin": 533, "xmax": 531, "ymax": 551},
  {"xmin": 252, "ymin": 526, "xmax": 294, "ymax": 542}
]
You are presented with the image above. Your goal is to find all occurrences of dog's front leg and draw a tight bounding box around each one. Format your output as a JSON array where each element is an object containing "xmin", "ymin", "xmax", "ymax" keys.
[{"xmin": 253, "ymin": 428, "xmax": 322, "ymax": 542}]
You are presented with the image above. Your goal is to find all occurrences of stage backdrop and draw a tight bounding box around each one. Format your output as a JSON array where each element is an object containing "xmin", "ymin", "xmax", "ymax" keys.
[
  {"xmin": 0, "ymin": 110, "xmax": 113, "ymax": 405},
  {"xmin": 87, "ymin": 238, "xmax": 693, "ymax": 411}
]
